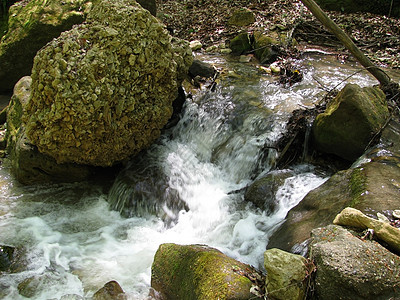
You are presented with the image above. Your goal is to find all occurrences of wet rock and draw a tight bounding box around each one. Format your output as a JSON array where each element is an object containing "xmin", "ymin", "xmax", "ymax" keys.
[
  {"xmin": 18, "ymin": 274, "xmax": 53, "ymax": 298},
  {"xmin": 227, "ymin": 7, "xmax": 255, "ymax": 27},
  {"xmin": 267, "ymin": 169, "xmax": 351, "ymax": 252},
  {"xmin": 151, "ymin": 243, "xmax": 263, "ymax": 300},
  {"xmin": 230, "ymin": 32, "xmax": 252, "ymax": 56},
  {"xmin": 252, "ymin": 31, "xmax": 280, "ymax": 64},
  {"xmin": 6, "ymin": 77, "xmax": 93, "ymax": 184},
  {"xmin": 312, "ymin": 83, "xmax": 389, "ymax": 161},
  {"xmin": 93, "ymin": 281, "xmax": 126, "ymax": 300},
  {"xmin": 244, "ymin": 170, "xmax": 293, "ymax": 214},
  {"xmin": 23, "ymin": 0, "xmax": 192, "ymax": 167},
  {"xmin": 264, "ymin": 248, "xmax": 310, "ymax": 300},
  {"xmin": 333, "ymin": 207, "xmax": 400, "ymax": 253},
  {"xmin": 189, "ymin": 59, "xmax": 216, "ymax": 78},
  {"xmin": 310, "ymin": 225, "xmax": 400, "ymax": 299},
  {"xmin": 59, "ymin": 295, "xmax": 84, "ymax": 300},
  {"xmin": 0, "ymin": 245, "xmax": 14, "ymax": 271},
  {"xmin": 0, "ymin": 0, "xmax": 93, "ymax": 93},
  {"xmin": 108, "ymin": 154, "xmax": 187, "ymax": 224}
]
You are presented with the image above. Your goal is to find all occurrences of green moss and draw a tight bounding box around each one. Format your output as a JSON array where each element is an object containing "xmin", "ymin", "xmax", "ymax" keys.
[
  {"xmin": 349, "ymin": 167, "xmax": 367, "ymax": 207},
  {"xmin": 152, "ymin": 244, "xmax": 255, "ymax": 300}
]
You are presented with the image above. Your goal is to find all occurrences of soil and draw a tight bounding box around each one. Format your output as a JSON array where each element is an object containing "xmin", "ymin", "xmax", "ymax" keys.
[{"xmin": 156, "ymin": 0, "xmax": 400, "ymax": 69}]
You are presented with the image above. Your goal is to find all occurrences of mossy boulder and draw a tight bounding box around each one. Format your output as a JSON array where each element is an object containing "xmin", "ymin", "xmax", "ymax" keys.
[
  {"xmin": 264, "ymin": 248, "xmax": 309, "ymax": 300},
  {"xmin": 312, "ymin": 83, "xmax": 389, "ymax": 161},
  {"xmin": 229, "ymin": 33, "xmax": 252, "ymax": 56},
  {"xmin": 227, "ymin": 8, "xmax": 255, "ymax": 27},
  {"xmin": 23, "ymin": 0, "xmax": 192, "ymax": 167},
  {"xmin": 151, "ymin": 243, "xmax": 263, "ymax": 300},
  {"xmin": 252, "ymin": 31, "xmax": 280, "ymax": 64},
  {"xmin": 6, "ymin": 76, "xmax": 93, "ymax": 184},
  {"xmin": 310, "ymin": 225, "xmax": 400, "ymax": 299},
  {"xmin": 0, "ymin": 0, "xmax": 93, "ymax": 93}
]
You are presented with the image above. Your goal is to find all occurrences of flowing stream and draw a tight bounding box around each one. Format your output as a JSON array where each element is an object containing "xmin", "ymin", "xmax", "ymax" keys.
[{"xmin": 0, "ymin": 53, "xmax": 396, "ymax": 299}]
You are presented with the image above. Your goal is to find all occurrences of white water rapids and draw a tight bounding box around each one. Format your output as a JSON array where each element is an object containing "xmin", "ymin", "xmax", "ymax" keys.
[{"xmin": 0, "ymin": 53, "xmax": 387, "ymax": 299}]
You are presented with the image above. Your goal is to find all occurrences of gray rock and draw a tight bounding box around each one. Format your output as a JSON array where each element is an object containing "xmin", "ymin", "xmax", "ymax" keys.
[
  {"xmin": 311, "ymin": 225, "xmax": 400, "ymax": 299},
  {"xmin": 267, "ymin": 169, "xmax": 352, "ymax": 252},
  {"xmin": 264, "ymin": 248, "xmax": 309, "ymax": 300},
  {"xmin": 189, "ymin": 59, "xmax": 216, "ymax": 78}
]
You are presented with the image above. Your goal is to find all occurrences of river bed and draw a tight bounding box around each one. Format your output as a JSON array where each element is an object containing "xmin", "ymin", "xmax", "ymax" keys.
[{"xmin": 0, "ymin": 53, "xmax": 398, "ymax": 299}]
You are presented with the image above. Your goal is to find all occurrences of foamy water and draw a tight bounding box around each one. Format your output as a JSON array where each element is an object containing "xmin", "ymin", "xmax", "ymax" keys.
[{"xmin": 0, "ymin": 53, "xmax": 387, "ymax": 299}]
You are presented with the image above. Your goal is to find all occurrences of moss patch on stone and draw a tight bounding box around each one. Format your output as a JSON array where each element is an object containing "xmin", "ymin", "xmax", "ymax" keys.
[{"xmin": 151, "ymin": 243, "xmax": 260, "ymax": 300}]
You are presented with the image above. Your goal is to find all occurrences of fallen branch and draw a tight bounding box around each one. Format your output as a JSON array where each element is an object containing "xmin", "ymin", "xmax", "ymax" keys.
[{"xmin": 300, "ymin": 0, "xmax": 392, "ymax": 88}]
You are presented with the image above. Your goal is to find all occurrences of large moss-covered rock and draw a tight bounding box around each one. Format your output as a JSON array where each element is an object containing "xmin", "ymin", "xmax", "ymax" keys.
[
  {"xmin": 310, "ymin": 225, "xmax": 400, "ymax": 299},
  {"xmin": 151, "ymin": 243, "xmax": 263, "ymax": 300},
  {"xmin": 23, "ymin": 0, "xmax": 192, "ymax": 167},
  {"xmin": 6, "ymin": 76, "xmax": 93, "ymax": 184},
  {"xmin": 315, "ymin": 0, "xmax": 400, "ymax": 17},
  {"xmin": 0, "ymin": 0, "xmax": 93, "ymax": 93},
  {"xmin": 313, "ymin": 83, "xmax": 389, "ymax": 161},
  {"xmin": 264, "ymin": 248, "xmax": 309, "ymax": 300}
]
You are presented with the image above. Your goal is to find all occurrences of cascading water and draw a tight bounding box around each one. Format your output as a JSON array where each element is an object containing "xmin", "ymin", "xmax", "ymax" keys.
[{"xmin": 0, "ymin": 53, "xmax": 387, "ymax": 299}]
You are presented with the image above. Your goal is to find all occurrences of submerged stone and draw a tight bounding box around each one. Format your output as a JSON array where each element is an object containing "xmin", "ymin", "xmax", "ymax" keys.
[
  {"xmin": 0, "ymin": 245, "xmax": 14, "ymax": 271},
  {"xmin": 93, "ymin": 281, "xmax": 126, "ymax": 300},
  {"xmin": 151, "ymin": 243, "xmax": 263, "ymax": 300},
  {"xmin": 244, "ymin": 170, "xmax": 293, "ymax": 214}
]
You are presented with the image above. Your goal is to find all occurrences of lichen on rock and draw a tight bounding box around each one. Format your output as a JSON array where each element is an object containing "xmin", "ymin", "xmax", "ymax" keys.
[{"xmin": 24, "ymin": 0, "xmax": 192, "ymax": 167}]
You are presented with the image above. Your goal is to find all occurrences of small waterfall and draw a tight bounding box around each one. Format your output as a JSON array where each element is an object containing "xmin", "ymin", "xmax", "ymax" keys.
[
  {"xmin": 108, "ymin": 77, "xmax": 284, "ymax": 223},
  {"xmin": 0, "ymin": 53, "xmax": 386, "ymax": 299}
]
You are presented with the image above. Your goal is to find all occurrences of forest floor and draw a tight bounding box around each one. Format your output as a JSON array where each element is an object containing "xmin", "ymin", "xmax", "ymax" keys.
[{"xmin": 156, "ymin": 0, "xmax": 400, "ymax": 69}]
